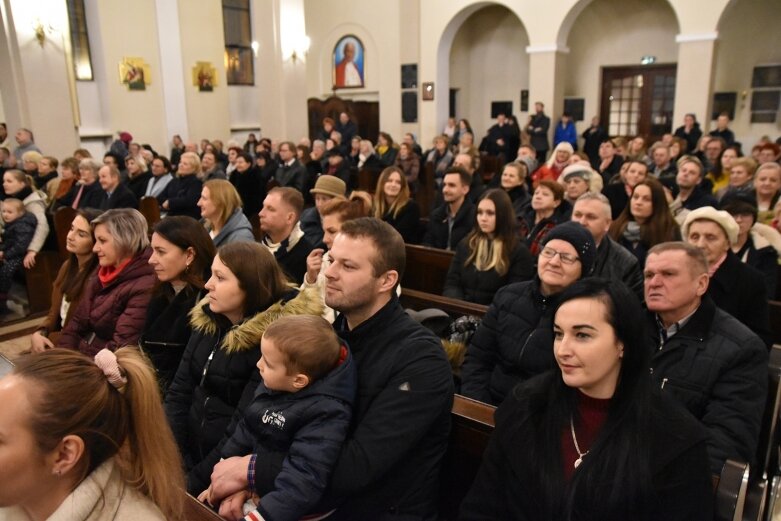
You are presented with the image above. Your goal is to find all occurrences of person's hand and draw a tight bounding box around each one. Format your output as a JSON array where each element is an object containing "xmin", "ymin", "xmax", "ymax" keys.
[
  {"xmin": 217, "ymin": 490, "xmax": 250, "ymax": 521},
  {"xmin": 23, "ymin": 251, "xmax": 36, "ymax": 269},
  {"xmin": 30, "ymin": 331, "xmax": 55, "ymax": 353},
  {"xmin": 305, "ymin": 248, "xmax": 325, "ymax": 285},
  {"xmin": 162, "ymin": 200, "xmax": 170, "ymax": 210},
  {"xmin": 0, "ymin": 251, "xmax": 4, "ymax": 260},
  {"xmin": 208, "ymin": 455, "xmax": 251, "ymax": 504},
  {"xmin": 197, "ymin": 487, "xmax": 212, "ymax": 505}
]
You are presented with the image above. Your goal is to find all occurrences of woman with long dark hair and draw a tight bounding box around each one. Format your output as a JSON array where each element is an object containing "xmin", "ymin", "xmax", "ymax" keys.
[
  {"xmin": 461, "ymin": 278, "xmax": 713, "ymax": 520},
  {"xmin": 373, "ymin": 166, "xmax": 420, "ymax": 243},
  {"xmin": 444, "ymin": 189, "xmax": 534, "ymax": 304},
  {"xmin": 609, "ymin": 178, "xmax": 680, "ymax": 266},
  {"xmin": 29, "ymin": 209, "xmax": 101, "ymax": 352},
  {"xmin": 140, "ymin": 216, "xmax": 216, "ymax": 391}
]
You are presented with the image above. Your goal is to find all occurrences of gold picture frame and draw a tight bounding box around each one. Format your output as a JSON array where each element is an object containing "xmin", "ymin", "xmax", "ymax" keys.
[
  {"xmin": 192, "ymin": 62, "xmax": 217, "ymax": 92},
  {"xmin": 119, "ymin": 57, "xmax": 151, "ymax": 91}
]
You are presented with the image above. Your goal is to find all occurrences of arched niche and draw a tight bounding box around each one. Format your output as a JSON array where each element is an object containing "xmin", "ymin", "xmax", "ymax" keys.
[{"xmin": 311, "ymin": 23, "xmax": 380, "ymax": 101}]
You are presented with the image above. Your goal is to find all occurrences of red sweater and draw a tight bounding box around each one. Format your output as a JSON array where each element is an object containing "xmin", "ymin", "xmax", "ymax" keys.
[{"xmin": 561, "ymin": 391, "xmax": 610, "ymax": 481}]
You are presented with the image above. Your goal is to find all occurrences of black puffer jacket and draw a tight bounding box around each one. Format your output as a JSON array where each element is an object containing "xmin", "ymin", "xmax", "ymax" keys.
[
  {"xmin": 220, "ymin": 346, "xmax": 355, "ymax": 521},
  {"xmin": 423, "ymin": 199, "xmax": 475, "ymax": 251},
  {"xmin": 139, "ymin": 284, "xmax": 202, "ymax": 393},
  {"xmin": 647, "ymin": 296, "xmax": 768, "ymax": 474},
  {"xmin": 460, "ymin": 279, "xmax": 561, "ymax": 405},
  {"xmin": 443, "ymin": 239, "xmax": 534, "ymax": 305},
  {"xmin": 592, "ymin": 237, "xmax": 644, "ymax": 302},
  {"xmin": 164, "ymin": 288, "xmax": 323, "ymax": 471}
]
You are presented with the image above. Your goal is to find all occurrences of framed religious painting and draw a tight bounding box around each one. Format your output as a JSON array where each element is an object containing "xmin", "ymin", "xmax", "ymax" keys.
[
  {"xmin": 119, "ymin": 57, "xmax": 151, "ymax": 91},
  {"xmin": 192, "ymin": 62, "xmax": 218, "ymax": 92},
  {"xmin": 333, "ymin": 35, "xmax": 365, "ymax": 89}
]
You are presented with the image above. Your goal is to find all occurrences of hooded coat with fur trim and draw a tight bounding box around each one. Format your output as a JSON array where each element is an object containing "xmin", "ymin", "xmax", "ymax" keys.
[{"xmin": 164, "ymin": 287, "xmax": 323, "ymax": 470}]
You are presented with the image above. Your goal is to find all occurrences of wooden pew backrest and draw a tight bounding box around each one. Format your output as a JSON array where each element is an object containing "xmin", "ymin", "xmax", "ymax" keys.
[{"xmin": 401, "ymin": 244, "xmax": 454, "ymax": 295}]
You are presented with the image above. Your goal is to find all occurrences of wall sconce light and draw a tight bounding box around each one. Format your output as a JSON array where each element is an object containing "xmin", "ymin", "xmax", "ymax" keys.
[
  {"xmin": 32, "ymin": 17, "xmax": 55, "ymax": 47},
  {"xmin": 287, "ymin": 35, "xmax": 310, "ymax": 64},
  {"xmin": 251, "ymin": 41, "xmax": 259, "ymax": 58}
]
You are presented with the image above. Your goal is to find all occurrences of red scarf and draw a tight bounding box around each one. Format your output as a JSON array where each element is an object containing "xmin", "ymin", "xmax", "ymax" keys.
[{"xmin": 98, "ymin": 257, "xmax": 132, "ymax": 287}]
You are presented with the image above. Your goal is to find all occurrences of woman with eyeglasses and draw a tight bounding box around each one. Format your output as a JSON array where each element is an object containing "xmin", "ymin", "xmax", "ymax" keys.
[{"xmin": 460, "ymin": 222, "xmax": 596, "ymax": 406}]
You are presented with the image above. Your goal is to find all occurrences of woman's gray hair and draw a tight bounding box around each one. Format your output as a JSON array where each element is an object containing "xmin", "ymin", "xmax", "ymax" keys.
[
  {"xmin": 91, "ymin": 208, "xmax": 149, "ymax": 258},
  {"xmin": 79, "ymin": 158, "xmax": 102, "ymax": 175}
]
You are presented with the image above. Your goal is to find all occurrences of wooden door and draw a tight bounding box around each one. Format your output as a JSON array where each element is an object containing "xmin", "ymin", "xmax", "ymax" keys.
[{"xmin": 600, "ymin": 64, "xmax": 677, "ymax": 142}]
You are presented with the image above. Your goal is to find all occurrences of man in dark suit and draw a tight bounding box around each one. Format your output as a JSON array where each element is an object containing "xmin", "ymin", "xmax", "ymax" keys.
[
  {"xmin": 97, "ymin": 165, "xmax": 137, "ymax": 210},
  {"xmin": 259, "ymin": 187, "xmax": 314, "ymax": 284},
  {"xmin": 527, "ymin": 102, "xmax": 551, "ymax": 164},
  {"xmin": 273, "ymin": 141, "xmax": 308, "ymax": 194}
]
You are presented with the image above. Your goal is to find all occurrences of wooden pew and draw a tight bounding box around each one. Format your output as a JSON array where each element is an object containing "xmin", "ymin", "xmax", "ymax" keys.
[
  {"xmin": 401, "ymin": 244, "xmax": 454, "ymax": 295},
  {"xmin": 357, "ymin": 168, "xmax": 376, "ymax": 193},
  {"xmin": 138, "ymin": 196, "xmax": 161, "ymax": 233},
  {"xmin": 184, "ymin": 494, "xmax": 223, "ymax": 521},
  {"xmin": 24, "ymin": 250, "xmax": 61, "ymax": 314},
  {"xmin": 400, "ymin": 288, "xmax": 487, "ymax": 319},
  {"xmin": 415, "ymin": 162, "xmax": 436, "ymax": 218},
  {"xmin": 714, "ymin": 460, "xmax": 750, "ymax": 521}
]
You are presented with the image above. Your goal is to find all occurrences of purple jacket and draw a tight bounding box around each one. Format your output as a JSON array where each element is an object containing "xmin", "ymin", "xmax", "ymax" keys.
[{"xmin": 59, "ymin": 248, "xmax": 155, "ymax": 356}]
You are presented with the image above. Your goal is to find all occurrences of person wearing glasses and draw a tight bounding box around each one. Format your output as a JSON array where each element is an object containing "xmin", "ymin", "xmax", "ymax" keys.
[{"xmin": 460, "ymin": 222, "xmax": 596, "ymax": 405}]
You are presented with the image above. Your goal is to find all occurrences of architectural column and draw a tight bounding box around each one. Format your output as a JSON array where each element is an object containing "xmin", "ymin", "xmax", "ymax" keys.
[
  {"xmin": 526, "ymin": 45, "xmax": 568, "ymax": 149},
  {"xmin": 155, "ymin": 0, "xmax": 188, "ymax": 144},
  {"xmin": 0, "ymin": 0, "xmax": 79, "ymax": 159},
  {"xmin": 672, "ymin": 33, "xmax": 718, "ymax": 132},
  {"xmin": 253, "ymin": 0, "xmax": 308, "ymax": 141}
]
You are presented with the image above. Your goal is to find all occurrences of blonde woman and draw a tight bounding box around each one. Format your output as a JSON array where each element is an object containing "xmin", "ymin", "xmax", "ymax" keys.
[
  {"xmin": 373, "ymin": 166, "xmax": 420, "ymax": 243},
  {"xmin": 159, "ymin": 151, "xmax": 203, "ymax": 219}
]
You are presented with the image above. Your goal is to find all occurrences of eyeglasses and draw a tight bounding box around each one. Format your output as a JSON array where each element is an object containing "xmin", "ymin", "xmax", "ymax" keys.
[{"xmin": 539, "ymin": 247, "xmax": 580, "ymax": 265}]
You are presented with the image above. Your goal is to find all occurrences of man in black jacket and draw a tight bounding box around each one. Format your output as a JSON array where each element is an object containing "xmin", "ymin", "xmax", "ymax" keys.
[
  {"xmin": 259, "ymin": 187, "xmax": 314, "ymax": 284},
  {"xmin": 644, "ymin": 242, "xmax": 767, "ymax": 473},
  {"xmin": 96, "ymin": 164, "xmax": 137, "ymax": 210},
  {"xmin": 274, "ymin": 141, "xmax": 308, "ymax": 193},
  {"xmin": 527, "ymin": 102, "xmax": 550, "ymax": 164},
  {"xmin": 205, "ymin": 218, "xmax": 454, "ymax": 520},
  {"xmin": 423, "ymin": 167, "xmax": 475, "ymax": 250},
  {"xmin": 571, "ymin": 192, "xmax": 643, "ymax": 301}
]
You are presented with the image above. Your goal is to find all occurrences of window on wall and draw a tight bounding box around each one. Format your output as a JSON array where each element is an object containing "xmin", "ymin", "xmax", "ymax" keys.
[
  {"xmin": 66, "ymin": 0, "xmax": 93, "ymax": 81},
  {"xmin": 223, "ymin": 0, "xmax": 254, "ymax": 86},
  {"xmin": 750, "ymin": 65, "xmax": 781, "ymax": 124}
]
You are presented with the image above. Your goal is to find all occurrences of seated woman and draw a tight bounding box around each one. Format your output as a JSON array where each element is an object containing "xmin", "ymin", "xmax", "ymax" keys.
[
  {"xmin": 460, "ymin": 222, "xmax": 596, "ymax": 405},
  {"xmin": 50, "ymin": 157, "xmax": 80, "ymax": 211},
  {"xmin": 706, "ymin": 145, "xmax": 738, "ymax": 195},
  {"xmin": 608, "ymin": 178, "xmax": 680, "ymax": 267},
  {"xmin": 140, "ymin": 216, "xmax": 216, "ymax": 392},
  {"xmin": 461, "ymin": 278, "xmax": 713, "ymax": 520},
  {"xmin": 520, "ymin": 179, "xmax": 569, "ymax": 256},
  {"xmin": 159, "ymin": 151, "xmax": 203, "ymax": 219},
  {"xmin": 373, "ymin": 167, "xmax": 421, "ymax": 243},
  {"xmin": 357, "ymin": 139, "xmax": 383, "ymax": 177},
  {"xmin": 532, "ymin": 142, "xmax": 574, "ymax": 186},
  {"xmin": 230, "ymin": 151, "xmax": 268, "ymax": 219},
  {"xmin": 59, "ymin": 209, "xmax": 156, "ymax": 356},
  {"xmin": 602, "ymin": 160, "xmax": 648, "ymax": 219},
  {"xmin": 198, "ymin": 179, "xmax": 255, "ymax": 247},
  {"xmin": 717, "ymin": 156, "xmax": 756, "ymax": 201},
  {"xmin": 30, "ymin": 209, "xmax": 100, "ymax": 352},
  {"xmin": 500, "ymin": 161, "xmax": 530, "ymax": 216},
  {"xmin": 2, "ymin": 169, "xmax": 49, "ymax": 269},
  {"xmin": 560, "ymin": 162, "xmax": 602, "ymax": 206},
  {"xmin": 682, "ymin": 206, "xmax": 772, "ymax": 346},
  {"xmin": 164, "ymin": 241, "xmax": 323, "ymax": 483},
  {"xmin": 426, "ymin": 135, "xmax": 455, "ymax": 189},
  {"xmin": 0, "ymin": 347, "xmax": 185, "ymax": 520},
  {"xmin": 755, "ymin": 162, "xmax": 781, "ymax": 224},
  {"xmin": 20, "ymin": 150, "xmax": 44, "ymax": 188},
  {"xmin": 125, "ymin": 155, "xmax": 152, "ymax": 200},
  {"xmin": 444, "ymin": 189, "xmax": 534, "ymax": 305},
  {"xmin": 144, "ymin": 155, "xmax": 174, "ymax": 198},
  {"xmin": 626, "ymin": 135, "xmax": 649, "ymax": 163},
  {"xmin": 303, "ymin": 192, "xmax": 372, "ymax": 322},
  {"xmin": 376, "ymin": 132, "xmax": 399, "ymax": 168},
  {"xmin": 394, "ymin": 141, "xmax": 421, "ymax": 194}
]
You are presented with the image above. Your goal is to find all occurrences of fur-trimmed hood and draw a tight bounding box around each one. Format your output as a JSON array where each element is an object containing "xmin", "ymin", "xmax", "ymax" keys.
[
  {"xmin": 188, "ymin": 287, "xmax": 324, "ymax": 353},
  {"xmin": 750, "ymin": 222, "xmax": 781, "ymax": 256}
]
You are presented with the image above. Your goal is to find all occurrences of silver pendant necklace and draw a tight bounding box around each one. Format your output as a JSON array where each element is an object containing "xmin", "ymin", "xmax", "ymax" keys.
[{"xmin": 570, "ymin": 417, "xmax": 589, "ymax": 468}]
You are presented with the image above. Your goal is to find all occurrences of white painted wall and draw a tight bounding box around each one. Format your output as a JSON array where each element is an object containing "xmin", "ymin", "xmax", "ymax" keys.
[
  {"xmin": 713, "ymin": 0, "xmax": 781, "ymax": 148},
  {"xmin": 564, "ymin": 0, "xmax": 679, "ymax": 139},
  {"xmin": 449, "ymin": 5, "xmax": 529, "ymax": 139}
]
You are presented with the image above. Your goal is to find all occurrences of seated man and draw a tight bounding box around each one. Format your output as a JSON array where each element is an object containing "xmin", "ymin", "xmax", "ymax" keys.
[
  {"xmin": 669, "ymin": 156, "xmax": 718, "ymax": 224},
  {"xmin": 324, "ymin": 150, "xmax": 352, "ymax": 190},
  {"xmin": 300, "ymin": 175, "xmax": 346, "ymax": 247},
  {"xmin": 453, "ymin": 152, "xmax": 484, "ymax": 203},
  {"xmin": 97, "ymin": 164, "xmax": 137, "ymax": 210},
  {"xmin": 274, "ymin": 141, "xmax": 308, "ymax": 194},
  {"xmin": 204, "ymin": 218, "xmax": 454, "ymax": 520},
  {"xmin": 649, "ymin": 141, "xmax": 677, "ymax": 181},
  {"xmin": 571, "ymin": 192, "xmax": 643, "ymax": 300},
  {"xmin": 259, "ymin": 187, "xmax": 314, "ymax": 284},
  {"xmin": 644, "ymin": 242, "xmax": 767, "ymax": 473},
  {"xmin": 422, "ymin": 167, "xmax": 475, "ymax": 250}
]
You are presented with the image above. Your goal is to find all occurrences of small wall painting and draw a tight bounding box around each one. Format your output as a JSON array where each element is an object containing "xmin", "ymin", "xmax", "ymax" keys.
[
  {"xmin": 192, "ymin": 62, "xmax": 217, "ymax": 92},
  {"xmin": 333, "ymin": 35, "xmax": 364, "ymax": 89},
  {"xmin": 119, "ymin": 57, "xmax": 151, "ymax": 91}
]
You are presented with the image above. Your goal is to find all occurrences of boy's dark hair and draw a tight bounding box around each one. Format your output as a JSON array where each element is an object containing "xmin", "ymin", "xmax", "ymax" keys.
[{"xmin": 264, "ymin": 315, "xmax": 341, "ymax": 382}]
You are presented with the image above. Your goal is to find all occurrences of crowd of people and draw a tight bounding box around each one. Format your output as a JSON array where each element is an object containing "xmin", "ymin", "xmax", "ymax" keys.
[{"xmin": 0, "ymin": 109, "xmax": 778, "ymax": 519}]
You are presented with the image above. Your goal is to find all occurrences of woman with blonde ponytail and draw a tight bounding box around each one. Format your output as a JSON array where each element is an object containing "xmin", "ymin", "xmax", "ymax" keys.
[
  {"xmin": 0, "ymin": 347, "xmax": 185, "ymax": 521},
  {"xmin": 443, "ymin": 188, "xmax": 534, "ymax": 304}
]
